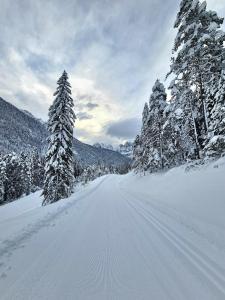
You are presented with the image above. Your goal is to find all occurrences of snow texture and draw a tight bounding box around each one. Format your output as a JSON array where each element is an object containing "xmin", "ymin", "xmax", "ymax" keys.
[{"xmin": 0, "ymin": 159, "xmax": 225, "ymax": 299}]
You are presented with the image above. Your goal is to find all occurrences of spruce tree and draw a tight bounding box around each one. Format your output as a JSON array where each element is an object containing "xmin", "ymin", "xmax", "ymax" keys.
[
  {"xmin": 0, "ymin": 157, "xmax": 6, "ymax": 205},
  {"xmin": 4, "ymin": 153, "xmax": 23, "ymax": 202},
  {"xmin": 205, "ymin": 64, "xmax": 225, "ymax": 157},
  {"xmin": 20, "ymin": 152, "xmax": 31, "ymax": 196},
  {"xmin": 147, "ymin": 80, "xmax": 167, "ymax": 172},
  {"xmin": 133, "ymin": 135, "xmax": 142, "ymax": 171},
  {"xmin": 42, "ymin": 71, "xmax": 76, "ymax": 205},
  {"xmin": 30, "ymin": 149, "xmax": 44, "ymax": 191},
  {"xmin": 139, "ymin": 103, "xmax": 150, "ymax": 171},
  {"xmin": 133, "ymin": 103, "xmax": 150, "ymax": 172},
  {"xmin": 170, "ymin": 0, "xmax": 225, "ymax": 148},
  {"xmin": 168, "ymin": 79, "xmax": 200, "ymax": 161}
]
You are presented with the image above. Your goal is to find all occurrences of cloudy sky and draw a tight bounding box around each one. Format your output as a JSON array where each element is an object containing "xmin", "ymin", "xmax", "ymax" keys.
[{"xmin": 0, "ymin": 0, "xmax": 224, "ymax": 146}]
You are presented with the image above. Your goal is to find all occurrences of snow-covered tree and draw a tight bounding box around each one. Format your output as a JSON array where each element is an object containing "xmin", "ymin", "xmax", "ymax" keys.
[
  {"xmin": 208, "ymin": 66, "xmax": 225, "ymax": 137},
  {"xmin": 0, "ymin": 157, "xmax": 6, "ymax": 205},
  {"xmin": 3, "ymin": 153, "xmax": 23, "ymax": 202},
  {"xmin": 20, "ymin": 152, "xmax": 31, "ymax": 196},
  {"xmin": 170, "ymin": 0, "xmax": 225, "ymax": 148},
  {"xmin": 133, "ymin": 103, "xmax": 150, "ymax": 172},
  {"xmin": 133, "ymin": 135, "xmax": 142, "ymax": 170},
  {"xmin": 167, "ymin": 79, "xmax": 201, "ymax": 161},
  {"xmin": 30, "ymin": 149, "xmax": 44, "ymax": 191},
  {"xmin": 205, "ymin": 64, "xmax": 225, "ymax": 157},
  {"xmin": 133, "ymin": 0, "xmax": 225, "ymax": 172},
  {"xmin": 147, "ymin": 80, "xmax": 167, "ymax": 172},
  {"xmin": 42, "ymin": 71, "xmax": 76, "ymax": 205},
  {"xmin": 133, "ymin": 81, "xmax": 167, "ymax": 173}
]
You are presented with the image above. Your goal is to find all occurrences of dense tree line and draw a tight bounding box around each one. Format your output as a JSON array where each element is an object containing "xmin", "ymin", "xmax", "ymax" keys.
[
  {"xmin": 75, "ymin": 161, "xmax": 130, "ymax": 185},
  {"xmin": 0, "ymin": 149, "xmax": 129, "ymax": 206},
  {"xmin": 133, "ymin": 0, "xmax": 225, "ymax": 172},
  {"xmin": 0, "ymin": 150, "xmax": 44, "ymax": 205}
]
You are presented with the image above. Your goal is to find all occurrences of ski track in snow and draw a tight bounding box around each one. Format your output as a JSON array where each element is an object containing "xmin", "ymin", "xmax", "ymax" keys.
[
  {"xmin": 119, "ymin": 186, "xmax": 225, "ymax": 298},
  {"xmin": 0, "ymin": 174, "xmax": 225, "ymax": 299}
]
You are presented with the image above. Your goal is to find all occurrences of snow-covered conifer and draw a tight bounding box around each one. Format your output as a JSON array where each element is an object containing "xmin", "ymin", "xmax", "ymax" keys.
[
  {"xmin": 147, "ymin": 80, "xmax": 167, "ymax": 172},
  {"xmin": 4, "ymin": 153, "xmax": 23, "ymax": 202},
  {"xmin": 20, "ymin": 152, "xmax": 31, "ymax": 196},
  {"xmin": 30, "ymin": 149, "xmax": 44, "ymax": 191},
  {"xmin": 205, "ymin": 65, "xmax": 225, "ymax": 157},
  {"xmin": 170, "ymin": 0, "xmax": 225, "ymax": 148},
  {"xmin": 42, "ymin": 71, "xmax": 76, "ymax": 205},
  {"xmin": 133, "ymin": 103, "xmax": 150, "ymax": 172},
  {"xmin": 0, "ymin": 157, "xmax": 6, "ymax": 205}
]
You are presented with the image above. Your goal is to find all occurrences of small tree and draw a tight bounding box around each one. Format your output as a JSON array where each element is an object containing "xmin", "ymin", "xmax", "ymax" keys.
[
  {"xmin": 42, "ymin": 71, "xmax": 76, "ymax": 205},
  {"xmin": 20, "ymin": 152, "xmax": 31, "ymax": 196},
  {"xmin": 4, "ymin": 153, "xmax": 23, "ymax": 203},
  {"xmin": 0, "ymin": 157, "xmax": 6, "ymax": 205},
  {"xmin": 30, "ymin": 149, "xmax": 45, "ymax": 191}
]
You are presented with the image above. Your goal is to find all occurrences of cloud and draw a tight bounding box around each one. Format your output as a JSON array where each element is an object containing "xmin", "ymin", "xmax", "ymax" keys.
[
  {"xmin": 0, "ymin": 0, "xmax": 224, "ymax": 145},
  {"xmin": 107, "ymin": 118, "xmax": 141, "ymax": 140},
  {"xmin": 86, "ymin": 102, "xmax": 99, "ymax": 110},
  {"xmin": 77, "ymin": 98, "xmax": 99, "ymax": 111},
  {"xmin": 77, "ymin": 112, "xmax": 93, "ymax": 121}
]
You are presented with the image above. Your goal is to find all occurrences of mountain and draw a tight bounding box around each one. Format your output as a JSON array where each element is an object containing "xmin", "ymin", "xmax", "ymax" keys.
[
  {"xmin": 93, "ymin": 143, "xmax": 114, "ymax": 151},
  {"xmin": 0, "ymin": 97, "xmax": 130, "ymax": 168},
  {"xmin": 117, "ymin": 142, "xmax": 133, "ymax": 158},
  {"xmin": 93, "ymin": 141, "xmax": 133, "ymax": 158}
]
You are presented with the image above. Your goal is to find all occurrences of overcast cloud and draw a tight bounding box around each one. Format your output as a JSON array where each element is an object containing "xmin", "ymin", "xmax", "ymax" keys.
[{"xmin": 0, "ymin": 0, "xmax": 224, "ymax": 145}]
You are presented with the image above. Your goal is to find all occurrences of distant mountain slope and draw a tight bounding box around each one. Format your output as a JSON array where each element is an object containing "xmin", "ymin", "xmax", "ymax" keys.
[
  {"xmin": 93, "ymin": 142, "xmax": 133, "ymax": 158},
  {"xmin": 0, "ymin": 97, "xmax": 130, "ymax": 167},
  {"xmin": 0, "ymin": 97, "xmax": 47, "ymax": 153}
]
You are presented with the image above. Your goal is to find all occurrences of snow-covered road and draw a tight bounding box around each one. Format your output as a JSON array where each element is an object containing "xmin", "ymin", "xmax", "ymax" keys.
[{"xmin": 0, "ymin": 167, "xmax": 225, "ymax": 299}]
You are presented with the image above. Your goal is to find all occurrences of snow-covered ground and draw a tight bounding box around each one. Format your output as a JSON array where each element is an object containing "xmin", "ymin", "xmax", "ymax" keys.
[{"xmin": 0, "ymin": 160, "xmax": 225, "ymax": 299}]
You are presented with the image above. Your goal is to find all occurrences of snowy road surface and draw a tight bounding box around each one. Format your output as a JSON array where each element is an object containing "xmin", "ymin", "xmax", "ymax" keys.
[{"xmin": 0, "ymin": 166, "xmax": 225, "ymax": 299}]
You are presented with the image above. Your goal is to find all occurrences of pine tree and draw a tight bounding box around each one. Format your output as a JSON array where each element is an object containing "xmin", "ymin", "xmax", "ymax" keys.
[
  {"xmin": 0, "ymin": 157, "xmax": 6, "ymax": 205},
  {"xmin": 205, "ymin": 64, "xmax": 225, "ymax": 157},
  {"xmin": 133, "ymin": 103, "xmax": 150, "ymax": 172},
  {"xmin": 211, "ymin": 66, "xmax": 225, "ymax": 137},
  {"xmin": 147, "ymin": 80, "xmax": 167, "ymax": 172},
  {"xmin": 168, "ymin": 79, "xmax": 201, "ymax": 161},
  {"xmin": 139, "ymin": 103, "xmax": 150, "ymax": 171},
  {"xmin": 133, "ymin": 135, "xmax": 142, "ymax": 171},
  {"xmin": 30, "ymin": 149, "xmax": 44, "ymax": 191},
  {"xmin": 20, "ymin": 152, "xmax": 31, "ymax": 196},
  {"xmin": 42, "ymin": 71, "xmax": 76, "ymax": 205},
  {"xmin": 170, "ymin": 0, "xmax": 225, "ymax": 148},
  {"xmin": 4, "ymin": 153, "xmax": 23, "ymax": 202}
]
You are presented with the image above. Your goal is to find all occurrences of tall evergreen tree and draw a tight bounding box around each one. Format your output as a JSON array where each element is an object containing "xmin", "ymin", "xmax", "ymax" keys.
[
  {"xmin": 0, "ymin": 157, "xmax": 6, "ymax": 205},
  {"xmin": 205, "ymin": 64, "xmax": 225, "ymax": 157},
  {"xmin": 168, "ymin": 79, "xmax": 200, "ymax": 161},
  {"xmin": 170, "ymin": 0, "xmax": 225, "ymax": 148},
  {"xmin": 210, "ymin": 65, "xmax": 225, "ymax": 137},
  {"xmin": 4, "ymin": 153, "xmax": 23, "ymax": 202},
  {"xmin": 147, "ymin": 80, "xmax": 167, "ymax": 172},
  {"xmin": 139, "ymin": 103, "xmax": 150, "ymax": 171},
  {"xmin": 42, "ymin": 71, "xmax": 76, "ymax": 205},
  {"xmin": 133, "ymin": 135, "xmax": 142, "ymax": 170},
  {"xmin": 30, "ymin": 149, "xmax": 44, "ymax": 191},
  {"xmin": 20, "ymin": 152, "xmax": 31, "ymax": 196}
]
